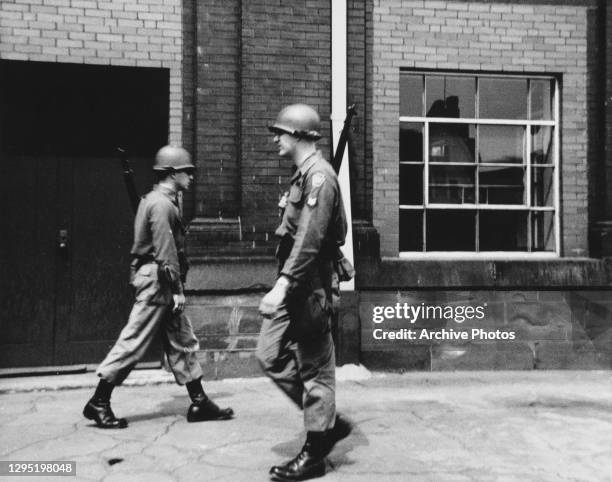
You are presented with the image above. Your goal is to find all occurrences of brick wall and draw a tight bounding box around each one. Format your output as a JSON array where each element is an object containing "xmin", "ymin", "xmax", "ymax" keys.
[
  {"xmin": 239, "ymin": 0, "xmax": 331, "ymax": 237},
  {"xmin": 193, "ymin": 0, "xmax": 241, "ymax": 219},
  {"xmin": 372, "ymin": 0, "xmax": 590, "ymax": 257},
  {"xmin": 0, "ymin": 0, "xmax": 184, "ymax": 145}
]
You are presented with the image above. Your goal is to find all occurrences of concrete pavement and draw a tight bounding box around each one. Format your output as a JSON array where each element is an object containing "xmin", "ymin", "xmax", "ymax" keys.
[{"xmin": 1, "ymin": 368, "xmax": 611, "ymax": 481}]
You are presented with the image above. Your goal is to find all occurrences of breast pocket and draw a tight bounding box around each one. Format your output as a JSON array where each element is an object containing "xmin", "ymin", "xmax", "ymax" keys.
[{"xmin": 288, "ymin": 185, "xmax": 303, "ymax": 204}]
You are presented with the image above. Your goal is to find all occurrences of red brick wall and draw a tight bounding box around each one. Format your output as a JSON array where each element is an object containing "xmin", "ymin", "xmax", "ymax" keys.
[{"xmin": 371, "ymin": 0, "xmax": 591, "ymax": 257}]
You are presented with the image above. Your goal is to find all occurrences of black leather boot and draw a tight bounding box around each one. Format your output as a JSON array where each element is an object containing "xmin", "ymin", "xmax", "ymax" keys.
[
  {"xmin": 187, "ymin": 396, "xmax": 234, "ymax": 422},
  {"xmin": 270, "ymin": 432, "xmax": 326, "ymax": 481},
  {"xmin": 83, "ymin": 399, "xmax": 128, "ymax": 429},
  {"xmin": 321, "ymin": 414, "xmax": 352, "ymax": 456}
]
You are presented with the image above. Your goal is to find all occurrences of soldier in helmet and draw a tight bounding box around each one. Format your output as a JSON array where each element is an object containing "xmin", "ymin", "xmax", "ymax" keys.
[
  {"xmin": 83, "ymin": 145, "xmax": 233, "ymax": 429},
  {"xmin": 257, "ymin": 104, "xmax": 352, "ymax": 480}
]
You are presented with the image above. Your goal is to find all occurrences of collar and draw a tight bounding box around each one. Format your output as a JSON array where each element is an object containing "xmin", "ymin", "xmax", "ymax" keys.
[
  {"xmin": 290, "ymin": 151, "xmax": 321, "ymax": 184},
  {"xmin": 155, "ymin": 183, "xmax": 179, "ymax": 204}
]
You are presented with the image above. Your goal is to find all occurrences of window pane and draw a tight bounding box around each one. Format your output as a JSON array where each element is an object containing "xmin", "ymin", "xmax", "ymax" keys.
[
  {"xmin": 400, "ymin": 210, "xmax": 423, "ymax": 251},
  {"xmin": 479, "ymin": 125, "xmax": 525, "ymax": 164},
  {"xmin": 425, "ymin": 75, "xmax": 475, "ymax": 118},
  {"xmin": 530, "ymin": 79, "xmax": 554, "ymax": 120},
  {"xmin": 531, "ymin": 167, "xmax": 554, "ymax": 207},
  {"xmin": 479, "ymin": 211, "xmax": 528, "ymax": 251},
  {"xmin": 479, "ymin": 78, "xmax": 527, "ymax": 119},
  {"xmin": 429, "ymin": 124, "xmax": 476, "ymax": 163},
  {"xmin": 430, "ymin": 166, "xmax": 475, "ymax": 204},
  {"xmin": 427, "ymin": 209, "xmax": 475, "ymax": 251},
  {"xmin": 400, "ymin": 122, "xmax": 423, "ymax": 162},
  {"xmin": 400, "ymin": 164, "xmax": 423, "ymax": 205},
  {"xmin": 478, "ymin": 166, "xmax": 525, "ymax": 204},
  {"xmin": 531, "ymin": 126, "xmax": 554, "ymax": 165},
  {"xmin": 531, "ymin": 211, "xmax": 555, "ymax": 251},
  {"xmin": 400, "ymin": 74, "xmax": 423, "ymax": 117}
]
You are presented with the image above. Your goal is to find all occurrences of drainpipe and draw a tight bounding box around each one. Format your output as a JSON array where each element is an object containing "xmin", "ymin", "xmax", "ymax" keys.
[{"xmin": 331, "ymin": 0, "xmax": 355, "ymax": 290}]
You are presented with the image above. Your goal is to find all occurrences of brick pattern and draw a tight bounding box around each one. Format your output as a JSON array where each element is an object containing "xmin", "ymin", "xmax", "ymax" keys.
[
  {"xmin": 0, "ymin": 0, "xmax": 183, "ymax": 144},
  {"xmin": 347, "ymin": 0, "xmax": 369, "ymax": 221},
  {"xmin": 239, "ymin": 0, "xmax": 331, "ymax": 236},
  {"xmin": 372, "ymin": 1, "xmax": 590, "ymax": 256},
  {"xmin": 193, "ymin": 0, "xmax": 241, "ymax": 219}
]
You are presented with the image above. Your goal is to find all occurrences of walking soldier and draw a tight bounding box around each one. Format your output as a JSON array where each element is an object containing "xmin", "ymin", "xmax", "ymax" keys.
[
  {"xmin": 258, "ymin": 104, "xmax": 352, "ymax": 480},
  {"xmin": 83, "ymin": 145, "xmax": 233, "ymax": 428}
]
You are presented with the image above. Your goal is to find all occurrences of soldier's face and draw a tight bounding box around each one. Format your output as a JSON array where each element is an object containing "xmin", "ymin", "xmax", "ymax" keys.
[
  {"xmin": 174, "ymin": 170, "xmax": 194, "ymax": 191},
  {"xmin": 273, "ymin": 132, "xmax": 298, "ymax": 159}
]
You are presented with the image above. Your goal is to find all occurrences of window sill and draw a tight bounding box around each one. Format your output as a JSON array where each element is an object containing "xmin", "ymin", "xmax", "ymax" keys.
[{"xmin": 355, "ymin": 257, "xmax": 612, "ymax": 289}]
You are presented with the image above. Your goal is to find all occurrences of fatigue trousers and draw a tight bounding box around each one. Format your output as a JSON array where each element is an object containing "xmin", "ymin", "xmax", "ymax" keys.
[
  {"xmin": 97, "ymin": 263, "xmax": 202, "ymax": 386},
  {"xmin": 256, "ymin": 304, "xmax": 336, "ymax": 432}
]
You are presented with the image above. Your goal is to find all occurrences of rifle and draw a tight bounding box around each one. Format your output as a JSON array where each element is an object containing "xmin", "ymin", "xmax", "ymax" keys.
[
  {"xmin": 116, "ymin": 147, "xmax": 140, "ymax": 214},
  {"xmin": 331, "ymin": 104, "xmax": 357, "ymax": 282},
  {"xmin": 331, "ymin": 104, "xmax": 357, "ymax": 173}
]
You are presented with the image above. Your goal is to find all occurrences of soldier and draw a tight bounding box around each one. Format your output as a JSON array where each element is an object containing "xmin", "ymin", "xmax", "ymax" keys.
[
  {"xmin": 83, "ymin": 145, "xmax": 233, "ymax": 429},
  {"xmin": 258, "ymin": 104, "xmax": 352, "ymax": 481}
]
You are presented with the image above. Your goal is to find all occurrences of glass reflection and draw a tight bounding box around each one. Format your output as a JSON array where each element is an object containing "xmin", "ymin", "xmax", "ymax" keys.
[
  {"xmin": 478, "ymin": 166, "xmax": 525, "ymax": 204},
  {"xmin": 531, "ymin": 167, "xmax": 554, "ymax": 207},
  {"xmin": 479, "ymin": 211, "xmax": 528, "ymax": 251},
  {"xmin": 479, "ymin": 125, "xmax": 525, "ymax": 164},
  {"xmin": 400, "ymin": 164, "xmax": 423, "ymax": 205},
  {"xmin": 426, "ymin": 76, "xmax": 475, "ymax": 118},
  {"xmin": 400, "ymin": 74, "xmax": 423, "ymax": 117},
  {"xmin": 530, "ymin": 79, "xmax": 553, "ymax": 120},
  {"xmin": 427, "ymin": 210, "xmax": 476, "ymax": 251},
  {"xmin": 400, "ymin": 122, "xmax": 423, "ymax": 163},
  {"xmin": 399, "ymin": 209, "xmax": 423, "ymax": 251},
  {"xmin": 429, "ymin": 165, "xmax": 475, "ymax": 204},
  {"xmin": 531, "ymin": 126, "xmax": 553, "ymax": 164},
  {"xmin": 531, "ymin": 211, "xmax": 555, "ymax": 251},
  {"xmin": 479, "ymin": 78, "xmax": 528, "ymax": 119}
]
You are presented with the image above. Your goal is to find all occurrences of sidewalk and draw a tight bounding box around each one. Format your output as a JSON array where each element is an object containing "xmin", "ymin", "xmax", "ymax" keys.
[{"xmin": 1, "ymin": 368, "xmax": 611, "ymax": 481}]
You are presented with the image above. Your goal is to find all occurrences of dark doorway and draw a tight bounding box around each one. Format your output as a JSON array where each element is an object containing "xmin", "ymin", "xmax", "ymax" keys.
[{"xmin": 0, "ymin": 60, "xmax": 169, "ymax": 368}]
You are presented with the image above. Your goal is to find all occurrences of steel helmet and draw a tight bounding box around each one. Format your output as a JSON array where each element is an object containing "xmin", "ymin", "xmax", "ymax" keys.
[
  {"xmin": 153, "ymin": 145, "xmax": 195, "ymax": 171},
  {"xmin": 268, "ymin": 104, "xmax": 322, "ymax": 140}
]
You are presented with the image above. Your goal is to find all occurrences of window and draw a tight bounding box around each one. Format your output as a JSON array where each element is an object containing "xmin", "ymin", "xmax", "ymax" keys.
[{"xmin": 399, "ymin": 72, "xmax": 559, "ymax": 256}]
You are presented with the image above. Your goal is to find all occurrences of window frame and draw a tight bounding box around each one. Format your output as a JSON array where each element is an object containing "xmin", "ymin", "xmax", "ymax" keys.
[{"xmin": 398, "ymin": 71, "xmax": 560, "ymax": 259}]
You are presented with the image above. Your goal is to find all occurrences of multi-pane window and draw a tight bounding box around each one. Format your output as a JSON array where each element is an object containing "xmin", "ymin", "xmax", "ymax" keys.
[{"xmin": 399, "ymin": 72, "xmax": 559, "ymax": 256}]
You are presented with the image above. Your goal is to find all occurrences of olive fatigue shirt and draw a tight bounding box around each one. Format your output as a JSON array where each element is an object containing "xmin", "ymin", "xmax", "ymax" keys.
[
  {"xmin": 276, "ymin": 150, "xmax": 347, "ymax": 284},
  {"xmin": 130, "ymin": 184, "xmax": 186, "ymax": 295}
]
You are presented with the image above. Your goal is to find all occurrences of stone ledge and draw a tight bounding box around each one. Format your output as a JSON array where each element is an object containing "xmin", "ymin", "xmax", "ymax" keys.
[{"xmin": 356, "ymin": 258, "xmax": 612, "ymax": 289}]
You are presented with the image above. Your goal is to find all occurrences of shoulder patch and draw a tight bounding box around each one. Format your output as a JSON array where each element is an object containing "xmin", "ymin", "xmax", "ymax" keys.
[{"xmin": 312, "ymin": 173, "xmax": 326, "ymax": 188}]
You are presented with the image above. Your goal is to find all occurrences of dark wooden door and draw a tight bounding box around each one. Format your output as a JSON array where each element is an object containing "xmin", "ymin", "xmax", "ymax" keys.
[
  {"xmin": 54, "ymin": 155, "xmax": 152, "ymax": 365},
  {"xmin": 0, "ymin": 153, "xmax": 152, "ymax": 368},
  {"xmin": 1, "ymin": 60, "xmax": 169, "ymax": 369},
  {"xmin": 1, "ymin": 155, "xmax": 57, "ymax": 367}
]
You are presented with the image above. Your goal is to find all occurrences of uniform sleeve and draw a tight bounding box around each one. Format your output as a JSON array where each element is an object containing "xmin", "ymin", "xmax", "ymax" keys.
[
  {"xmin": 280, "ymin": 171, "xmax": 336, "ymax": 283},
  {"xmin": 148, "ymin": 200, "xmax": 183, "ymax": 295}
]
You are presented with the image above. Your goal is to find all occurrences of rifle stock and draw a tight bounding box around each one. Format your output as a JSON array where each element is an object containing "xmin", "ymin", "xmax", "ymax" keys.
[{"xmin": 117, "ymin": 147, "xmax": 140, "ymax": 214}]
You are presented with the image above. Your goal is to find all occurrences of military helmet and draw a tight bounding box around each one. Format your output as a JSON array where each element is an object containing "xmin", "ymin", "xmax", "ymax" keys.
[
  {"xmin": 268, "ymin": 104, "xmax": 322, "ymax": 140},
  {"xmin": 153, "ymin": 145, "xmax": 195, "ymax": 171}
]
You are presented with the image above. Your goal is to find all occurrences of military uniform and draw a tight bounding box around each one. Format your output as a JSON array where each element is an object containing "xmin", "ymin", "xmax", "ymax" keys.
[
  {"xmin": 97, "ymin": 183, "xmax": 203, "ymax": 386},
  {"xmin": 256, "ymin": 150, "xmax": 347, "ymax": 432}
]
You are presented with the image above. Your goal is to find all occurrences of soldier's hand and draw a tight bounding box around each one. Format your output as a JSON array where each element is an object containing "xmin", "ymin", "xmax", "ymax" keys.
[
  {"xmin": 258, "ymin": 277, "xmax": 290, "ymax": 317},
  {"xmin": 172, "ymin": 293, "xmax": 186, "ymax": 313}
]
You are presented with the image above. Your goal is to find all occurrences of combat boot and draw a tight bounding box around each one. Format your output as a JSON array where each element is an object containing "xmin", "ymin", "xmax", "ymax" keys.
[
  {"xmin": 270, "ymin": 432, "xmax": 326, "ymax": 481},
  {"xmin": 187, "ymin": 396, "xmax": 234, "ymax": 422},
  {"xmin": 321, "ymin": 414, "xmax": 352, "ymax": 456},
  {"xmin": 83, "ymin": 399, "xmax": 128, "ymax": 429}
]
